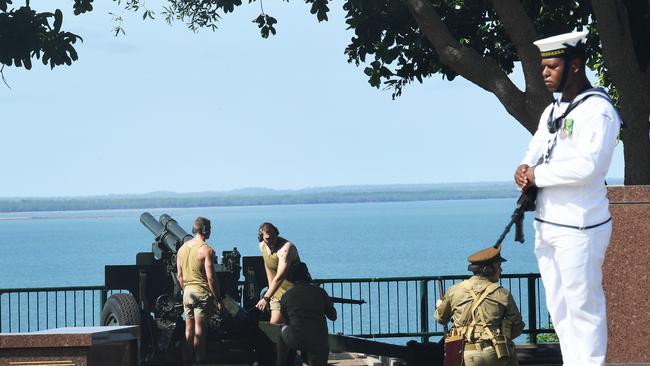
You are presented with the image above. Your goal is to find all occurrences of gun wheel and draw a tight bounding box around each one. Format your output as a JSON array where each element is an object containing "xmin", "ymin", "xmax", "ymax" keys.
[{"xmin": 101, "ymin": 293, "xmax": 141, "ymax": 326}]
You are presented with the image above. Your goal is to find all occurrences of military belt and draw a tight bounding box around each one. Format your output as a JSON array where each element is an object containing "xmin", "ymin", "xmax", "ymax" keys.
[
  {"xmin": 464, "ymin": 341, "xmax": 493, "ymax": 351},
  {"xmin": 534, "ymin": 217, "xmax": 611, "ymax": 230}
]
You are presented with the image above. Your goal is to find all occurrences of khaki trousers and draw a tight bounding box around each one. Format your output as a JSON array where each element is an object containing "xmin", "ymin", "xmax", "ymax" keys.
[{"xmin": 463, "ymin": 345, "xmax": 509, "ymax": 366}]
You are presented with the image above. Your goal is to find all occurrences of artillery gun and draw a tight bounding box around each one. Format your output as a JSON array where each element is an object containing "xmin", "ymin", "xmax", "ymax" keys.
[{"xmin": 101, "ymin": 213, "xmax": 272, "ymax": 364}]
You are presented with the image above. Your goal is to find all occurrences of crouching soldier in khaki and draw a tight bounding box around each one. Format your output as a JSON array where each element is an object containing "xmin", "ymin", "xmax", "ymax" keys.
[
  {"xmin": 280, "ymin": 262, "xmax": 337, "ymax": 366},
  {"xmin": 435, "ymin": 246, "xmax": 524, "ymax": 366}
]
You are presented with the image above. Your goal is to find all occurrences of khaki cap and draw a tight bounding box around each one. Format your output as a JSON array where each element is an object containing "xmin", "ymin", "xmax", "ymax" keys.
[{"xmin": 468, "ymin": 245, "xmax": 507, "ymax": 265}]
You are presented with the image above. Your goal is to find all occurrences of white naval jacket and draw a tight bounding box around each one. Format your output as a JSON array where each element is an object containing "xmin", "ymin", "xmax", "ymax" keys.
[{"xmin": 521, "ymin": 88, "xmax": 622, "ymax": 228}]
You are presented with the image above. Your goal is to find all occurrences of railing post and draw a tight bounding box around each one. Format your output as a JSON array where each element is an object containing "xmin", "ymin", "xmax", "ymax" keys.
[
  {"xmin": 100, "ymin": 288, "xmax": 108, "ymax": 324},
  {"xmin": 419, "ymin": 279, "xmax": 429, "ymax": 343},
  {"xmin": 527, "ymin": 276, "xmax": 537, "ymax": 344},
  {"xmin": 0, "ymin": 291, "xmax": 3, "ymax": 334}
]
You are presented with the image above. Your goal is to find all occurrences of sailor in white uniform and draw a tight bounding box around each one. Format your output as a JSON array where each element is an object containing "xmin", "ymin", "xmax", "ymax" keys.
[{"xmin": 514, "ymin": 31, "xmax": 622, "ymax": 366}]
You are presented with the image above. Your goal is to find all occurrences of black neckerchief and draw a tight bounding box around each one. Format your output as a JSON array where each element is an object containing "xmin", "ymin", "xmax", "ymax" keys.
[{"xmin": 546, "ymin": 83, "xmax": 593, "ymax": 133}]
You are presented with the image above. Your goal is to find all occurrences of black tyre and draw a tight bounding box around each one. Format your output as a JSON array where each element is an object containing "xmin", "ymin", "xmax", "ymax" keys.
[{"xmin": 101, "ymin": 293, "xmax": 141, "ymax": 326}]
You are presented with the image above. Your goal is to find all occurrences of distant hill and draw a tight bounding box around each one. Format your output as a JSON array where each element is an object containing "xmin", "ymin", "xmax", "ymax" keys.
[{"xmin": 0, "ymin": 180, "xmax": 623, "ymax": 213}]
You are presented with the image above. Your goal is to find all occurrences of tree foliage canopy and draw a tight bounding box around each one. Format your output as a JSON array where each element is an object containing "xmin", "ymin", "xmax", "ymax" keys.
[
  {"xmin": 1, "ymin": 0, "xmax": 649, "ymax": 183},
  {"xmin": 3, "ymin": 0, "xmax": 647, "ymax": 104},
  {"xmin": 0, "ymin": 0, "xmax": 83, "ymax": 70}
]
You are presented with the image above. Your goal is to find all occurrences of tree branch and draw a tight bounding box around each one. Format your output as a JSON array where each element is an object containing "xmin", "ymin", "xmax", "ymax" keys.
[
  {"xmin": 403, "ymin": 0, "xmax": 538, "ymax": 133},
  {"xmin": 490, "ymin": 0, "xmax": 548, "ymax": 99},
  {"xmin": 0, "ymin": 65, "xmax": 10, "ymax": 90}
]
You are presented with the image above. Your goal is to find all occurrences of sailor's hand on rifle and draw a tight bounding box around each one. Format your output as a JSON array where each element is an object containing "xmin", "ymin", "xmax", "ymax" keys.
[{"xmin": 514, "ymin": 164, "xmax": 535, "ymax": 190}]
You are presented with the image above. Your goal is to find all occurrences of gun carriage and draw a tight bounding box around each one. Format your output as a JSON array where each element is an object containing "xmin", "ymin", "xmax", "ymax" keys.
[{"xmin": 101, "ymin": 212, "xmax": 273, "ymax": 364}]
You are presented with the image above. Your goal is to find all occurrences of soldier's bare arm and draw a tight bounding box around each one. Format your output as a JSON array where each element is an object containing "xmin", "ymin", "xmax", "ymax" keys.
[
  {"xmin": 176, "ymin": 248, "xmax": 184, "ymax": 290},
  {"xmin": 260, "ymin": 243, "xmax": 275, "ymax": 289},
  {"xmin": 265, "ymin": 242, "xmax": 296, "ymax": 299},
  {"xmin": 203, "ymin": 246, "xmax": 221, "ymax": 300}
]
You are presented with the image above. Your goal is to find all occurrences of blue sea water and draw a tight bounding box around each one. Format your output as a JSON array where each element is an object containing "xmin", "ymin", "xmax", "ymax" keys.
[{"xmin": 0, "ymin": 198, "xmax": 539, "ymax": 289}]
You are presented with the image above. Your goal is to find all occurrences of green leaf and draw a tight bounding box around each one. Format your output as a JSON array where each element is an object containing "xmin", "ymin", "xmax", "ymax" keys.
[
  {"xmin": 53, "ymin": 9, "xmax": 63, "ymax": 32},
  {"xmin": 369, "ymin": 74, "xmax": 380, "ymax": 88},
  {"xmin": 0, "ymin": 0, "xmax": 10, "ymax": 12}
]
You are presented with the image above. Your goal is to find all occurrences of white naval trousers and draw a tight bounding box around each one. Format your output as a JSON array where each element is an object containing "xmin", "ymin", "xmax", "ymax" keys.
[{"xmin": 534, "ymin": 220, "xmax": 611, "ymax": 366}]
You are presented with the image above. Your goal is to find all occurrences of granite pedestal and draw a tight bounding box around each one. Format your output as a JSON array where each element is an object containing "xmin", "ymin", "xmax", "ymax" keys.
[
  {"xmin": 0, "ymin": 326, "xmax": 138, "ymax": 366},
  {"xmin": 605, "ymin": 186, "xmax": 650, "ymax": 365}
]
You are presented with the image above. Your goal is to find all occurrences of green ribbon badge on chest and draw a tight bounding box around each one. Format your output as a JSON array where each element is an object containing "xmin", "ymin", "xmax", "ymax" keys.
[{"xmin": 560, "ymin": 118, "xmax": 574, "ymax": 138}]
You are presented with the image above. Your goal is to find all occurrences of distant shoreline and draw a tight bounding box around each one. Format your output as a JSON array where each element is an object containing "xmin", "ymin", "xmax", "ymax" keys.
[
  {"xmin": 0, "ymin": 180, "xmax": 623, "ymax": 214},
  {"xmin": 0, "ymin": 196, "xmax": 517, "ymax": 217}
]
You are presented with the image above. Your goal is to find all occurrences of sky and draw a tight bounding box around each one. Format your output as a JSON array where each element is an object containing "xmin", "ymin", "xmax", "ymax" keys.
[{"xmin": 1, "ymin": 1, "xmax": 624, "ymax": 198}]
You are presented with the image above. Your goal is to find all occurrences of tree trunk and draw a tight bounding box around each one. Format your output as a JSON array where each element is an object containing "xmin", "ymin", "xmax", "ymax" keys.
[
  {"xmin": 622, "ymin": 125, "xmax": 650, "ymax": 185},
  {"xmin": 403, "ymin": 0, "xmax": 547, "ymax": 134},
  {"xmin": 591, "ymin": 0, "xmax": 650, "ymax": 184}
]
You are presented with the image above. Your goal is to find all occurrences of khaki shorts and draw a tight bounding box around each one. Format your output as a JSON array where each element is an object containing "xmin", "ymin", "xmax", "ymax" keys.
[
  {"xmin": 183, "ymin": 286, "xmax": 215, "ymax": 319},
  {"xmin": 269, "ymin": 297, "xmax": 281, "ymax": 312}
]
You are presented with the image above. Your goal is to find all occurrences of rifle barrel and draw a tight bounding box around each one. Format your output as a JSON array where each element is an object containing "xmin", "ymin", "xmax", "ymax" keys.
[
  {"xmin": 330, "ymin": 296, "xmax": 365, "ymax": 305},
  {"xmin": 437, "ymin": 280, "xmax": 448, "ymax": 335}
]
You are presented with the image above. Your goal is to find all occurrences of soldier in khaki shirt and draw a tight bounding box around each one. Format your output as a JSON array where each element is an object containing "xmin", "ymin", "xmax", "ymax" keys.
[{"xmin": 435, "ymin": 246, "xmax": 524, "ymax": 366}]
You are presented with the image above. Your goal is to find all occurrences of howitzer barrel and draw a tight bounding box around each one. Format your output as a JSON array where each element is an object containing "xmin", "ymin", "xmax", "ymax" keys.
[
  {"xmin": 140, "ymin": 212, "xmax": 184, "ymax": 256},
  {"xmin": 140, "ymin": 212, "xmax": 164, "ymax": 238},
  {"xmin": 160, "ymin": 214, "xmax": 193, "ymax": 245}
]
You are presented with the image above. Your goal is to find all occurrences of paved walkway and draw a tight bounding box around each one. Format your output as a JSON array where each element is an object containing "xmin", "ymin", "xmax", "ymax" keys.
[{"xmin": 329, "ymin": 353, "xmax": 377, "ymax": 366}]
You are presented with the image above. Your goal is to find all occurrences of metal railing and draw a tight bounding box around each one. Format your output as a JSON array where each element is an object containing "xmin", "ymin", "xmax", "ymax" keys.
[
  {"xmin": 0, "ymin": 286, "xmax": 106, "ymax": 333},
  {"xmin": 1, "ymin": 273, "xmax": 552, "ymax": 343},
  {"xmin": 0, "ymin": 286, "xmax": 127, "ymax": 333},
  {"xmin": 314, "ymin": 273, "xmax": 552, "ymax": 343}
]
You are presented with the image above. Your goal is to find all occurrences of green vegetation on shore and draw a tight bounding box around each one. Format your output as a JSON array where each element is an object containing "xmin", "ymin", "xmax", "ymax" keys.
[{"xmin": 0, "ymin": 182, "xmax": 525, "ymax": 213}]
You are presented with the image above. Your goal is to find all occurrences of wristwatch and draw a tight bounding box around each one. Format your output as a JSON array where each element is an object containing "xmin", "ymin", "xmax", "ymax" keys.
[{"xmin": 263, "ymin": 296, "xmax": 271, "ymax": 303}]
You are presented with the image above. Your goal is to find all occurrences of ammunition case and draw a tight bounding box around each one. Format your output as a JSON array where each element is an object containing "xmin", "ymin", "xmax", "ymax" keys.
[{"xmin": 493, "ymin": 335, "xmax": 510, "ymax": 359}]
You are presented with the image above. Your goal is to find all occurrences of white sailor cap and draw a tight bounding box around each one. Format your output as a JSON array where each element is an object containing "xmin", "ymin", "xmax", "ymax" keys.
[{"xmin": 534, "ymin": 31, "xmax": 588, "ymax": 58}]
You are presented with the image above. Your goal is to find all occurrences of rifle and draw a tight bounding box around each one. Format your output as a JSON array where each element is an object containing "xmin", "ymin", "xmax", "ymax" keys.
[
  {"xmin": 438, "ymin": 280, "xmax": 448, "ymax": 336},
  {"xmin": 494, "ymin": 186, "xmax": 538, "ymax": 247},
  {"xmin": 330, "ymin": 296, "xmax": 366, "ymax": 305}
]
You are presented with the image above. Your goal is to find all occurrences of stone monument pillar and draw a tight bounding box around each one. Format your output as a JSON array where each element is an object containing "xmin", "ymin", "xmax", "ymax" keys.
[{"xmin": 605, "ymin": 186, "xmax": 650, "ymax": 365}]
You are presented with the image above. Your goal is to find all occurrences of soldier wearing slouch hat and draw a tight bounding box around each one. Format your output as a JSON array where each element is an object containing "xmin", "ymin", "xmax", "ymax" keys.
[{"xmin": 436, "ymin": 245, "xmax": 524, "ymax": 366}]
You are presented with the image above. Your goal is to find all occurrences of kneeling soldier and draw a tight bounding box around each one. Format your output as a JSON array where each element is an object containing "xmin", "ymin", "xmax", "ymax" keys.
[{"xmin": 435, "ymin": 246, "xmax": 524, "ymax": 366}]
